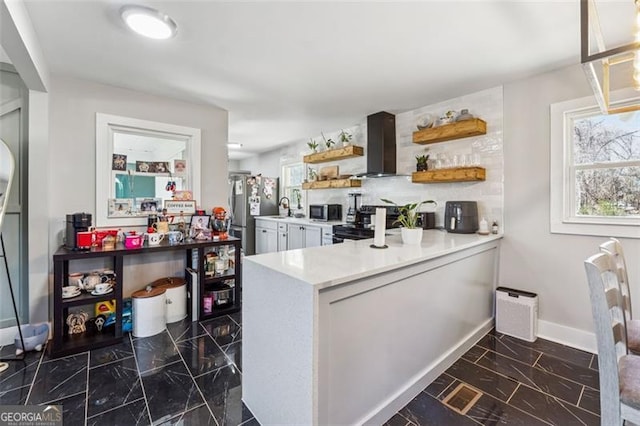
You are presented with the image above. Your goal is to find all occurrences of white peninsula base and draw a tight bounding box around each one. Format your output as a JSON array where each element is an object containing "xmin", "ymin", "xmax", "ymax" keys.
[{"xmin": 243, "ymin": 231, "xmax": 501, "ymax": 425}]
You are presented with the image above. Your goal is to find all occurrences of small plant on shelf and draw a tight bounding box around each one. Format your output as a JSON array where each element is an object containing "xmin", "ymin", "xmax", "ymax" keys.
[
  {"xmin": 307, "ymin": 138, "xmax": 318, "ymax": 153},
  {"xmin": 339, "ymin": 129, "xmax": 353, "ymax": 146},
  {"xmin": 321, "ymin": 132, "xmax": 335, "ymax": 150},
  {"xmin": 415, "ymin": 154, "xmax": 429, "ymax": 172},
  {"xmin": 381, "ymin": 198, "xmax": 437, "ymax": 229}
]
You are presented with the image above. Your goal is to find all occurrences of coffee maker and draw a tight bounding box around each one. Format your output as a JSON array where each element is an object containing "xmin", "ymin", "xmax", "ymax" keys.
[
  {"xmin": 65, "ymin": 213, "xmax": 92, "ymax": 250},
  {"xmin": 346, "ymin": 193, "xmax": 361, "ymax": 224}
]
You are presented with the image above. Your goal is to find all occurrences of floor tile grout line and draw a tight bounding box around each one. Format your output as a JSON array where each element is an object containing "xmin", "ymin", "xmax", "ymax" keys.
[
  {"xmin": 476, "ymin": 344, "xmax": 599, "ymax": 390},
  {"xmin": 88, "ymin": 353, "xmax": 135, "ymax": 370},
  {"xmin": 85, "ymin": 396, "xmax": 146, "ymax": 421},
  {"xmin": 498, "ymin": 334, "xmax": 594, "ymax": 366},
  {"xmin": 505, "ymin": 382, "xmax": 520, "ymax": 404},
  {"xmin": 129, "ymin": 333, "xmax": 153, "ymax": 425},
  {"xmin": 23, "ymin": 346, "xmax": 50, "ymax": 404},
  {"xmin": 169, "ymin": 322, "xmax": 221, "ymax": 426},
  {"xmin": 453, "ymin": 357, "xmax": 593, "ymax": 411},
  {"xmin": 460, "ymin": 381, "xmax": 556, "ymax": 426},
  {"xmin": 84, "ymin": 352, "xmax": 90, "ymax": 426},
  {"xmin": 532, "ymin": 351, "xmax": 544, "ymax": 367},
  {"xmin": 576, "ymin": 386, "xmax": 585, "ymax": 409}
]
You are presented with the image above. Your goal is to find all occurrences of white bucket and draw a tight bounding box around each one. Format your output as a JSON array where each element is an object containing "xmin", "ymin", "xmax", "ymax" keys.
[
  {"xmin": 149, "ymin": 277, "xmax": 187, "ymax": 324},
  {"xmin": 132, "ymin": 286, "xmax": 166, "ymax": 338}
]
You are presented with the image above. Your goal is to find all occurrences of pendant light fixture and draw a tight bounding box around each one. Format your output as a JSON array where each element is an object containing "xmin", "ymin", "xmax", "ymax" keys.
[
  {"xmin": 121, "ymin": 5, "xmax": 177, "ymax": 40},
  {"xmin": 580, "ymin": 0, "xmax": 640, "ymax": 113}
]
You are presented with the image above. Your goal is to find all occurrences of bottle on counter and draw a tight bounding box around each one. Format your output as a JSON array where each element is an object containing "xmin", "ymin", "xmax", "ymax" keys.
[
  {"xmin": 478, "ymin": 217, "xmax": 489, "ymax": 235},
  {"xmin": 491, "ymin": 221, "xmax": 499, "ymax": 234}
]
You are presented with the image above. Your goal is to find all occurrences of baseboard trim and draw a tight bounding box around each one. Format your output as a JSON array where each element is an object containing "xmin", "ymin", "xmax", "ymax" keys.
[
  {"xmin": 537, "ymin": 320, "xmax": 597, "ymax": 354},
  {"xmin": 361, "ymin": 318, "xmax": 495, "ymax": 425}
]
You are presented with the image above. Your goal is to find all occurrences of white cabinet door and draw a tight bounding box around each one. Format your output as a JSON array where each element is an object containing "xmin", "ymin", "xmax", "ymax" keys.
[
  {"xmin": 304, "ymin": 226, "xmax": 322, "ymax": 248},
  {"xmin": 287, "ymin": 225, "xmax": 305, "ymax": 250},
  {"xmin": 278, "ymin": 223, "xmax": 288, "ymax": 251},
  {"xmin": 256, "ymin": 227, "xmax": 277, "ymax": 254}
]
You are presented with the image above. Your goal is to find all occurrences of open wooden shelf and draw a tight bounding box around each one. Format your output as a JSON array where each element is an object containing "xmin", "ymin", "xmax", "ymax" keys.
[
  {"xmin": 412, "ymin": 118, "xmax": 486, "ymax": 145},
  {"xmin": 412, "ymin": 167, "xmax": 486, "ymax": 183},
  {"xmin": 303, "ymin": 145, "xmax": 364, "ymax": 164},
  {"xmin": 302, "ymin": 179, "xmax": 362, "ymax": 190}
]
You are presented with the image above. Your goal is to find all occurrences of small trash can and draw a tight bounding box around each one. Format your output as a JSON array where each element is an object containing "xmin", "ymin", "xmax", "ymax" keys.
[
  {"xmin": 132, "ymin": 286, "xmax": 166, "ymax": 338},
  {"xmin": 151, "ymin": 277, "xmax": 187, "ymax": 324}
]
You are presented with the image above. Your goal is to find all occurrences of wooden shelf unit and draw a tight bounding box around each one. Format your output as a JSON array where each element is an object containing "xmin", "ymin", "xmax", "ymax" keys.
[
  {"xmin": 412, "ymin": 167, "xmax": 486, "ymax": 183},
  {"xmin": 303, "ymin": 145, "xmax": 364, "ymax": 164},
  {"xmin": 412, "ymin": 118, "xmax": 486, "ymax": 145},
  {"xmin": 302, "ymin": 179, "xmax": 362, "ymax": 190}
]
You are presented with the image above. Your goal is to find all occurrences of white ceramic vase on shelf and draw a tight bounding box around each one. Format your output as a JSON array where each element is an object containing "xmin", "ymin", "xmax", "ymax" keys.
[{"xmin": 401, "ymin": 228, "xmax": 423, "ymax": 245}]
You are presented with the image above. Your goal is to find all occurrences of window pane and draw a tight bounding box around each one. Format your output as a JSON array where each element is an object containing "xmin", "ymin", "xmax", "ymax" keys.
[
  {"xmin": 575, "ymin": 167, "xmax": 640, "ymax": 217},
  {"xmin": 573, "ymin": 111, "xmax": 640, "ymax": 165}
]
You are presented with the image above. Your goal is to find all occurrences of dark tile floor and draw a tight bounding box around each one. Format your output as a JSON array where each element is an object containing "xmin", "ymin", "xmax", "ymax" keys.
[{"xmin": 1, "ymin": 316, "xmax": 600, "ymax": 426}]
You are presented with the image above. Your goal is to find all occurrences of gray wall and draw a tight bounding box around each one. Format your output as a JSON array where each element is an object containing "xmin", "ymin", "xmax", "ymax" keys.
[
  {"xmin": 238, "ymin": 148, "xmax": 282, "ymax": 179},
  {"xmin": 501, "ymin": 63, "xmax": 639, "ymax": 350},
  {"xmin": 40, "ymin": 75, "xmax": 228, "ymax": 322}
]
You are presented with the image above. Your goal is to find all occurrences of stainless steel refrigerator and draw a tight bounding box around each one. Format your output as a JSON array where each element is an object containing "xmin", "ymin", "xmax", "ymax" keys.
[{"xmin": 228, "ymin": 174, "xmax": 279, "ymax": 255}]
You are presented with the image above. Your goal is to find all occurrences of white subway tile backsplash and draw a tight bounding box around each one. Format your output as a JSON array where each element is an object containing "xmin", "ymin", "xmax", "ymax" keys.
[{"xmin": 262, "ymin": 86, "xmax": 503, "ymax": 227}]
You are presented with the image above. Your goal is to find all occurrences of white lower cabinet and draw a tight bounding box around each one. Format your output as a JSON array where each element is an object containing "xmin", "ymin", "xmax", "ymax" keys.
[
  {"xmin": 255, "ymin": 219, "xmax": 278, "ymax": 254},
  {"xmin": 287, "ymin": 224, "xmax": 322, "ymax": 249},
  {"xmin": 256, "ymin": 219, "xmax": 336, "ymax": 253},
  {"xmin": 278, "ymin": 223, "xmax": 288, "ymax": 252}
]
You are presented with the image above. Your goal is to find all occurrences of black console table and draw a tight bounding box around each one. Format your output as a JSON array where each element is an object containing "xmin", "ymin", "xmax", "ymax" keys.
[{"xmin": 51, "ymin": 237, "xmax": 241, "ymax": 358}]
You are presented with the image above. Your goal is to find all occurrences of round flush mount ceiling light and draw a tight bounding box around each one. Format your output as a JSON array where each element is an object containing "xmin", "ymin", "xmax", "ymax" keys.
[{"xmin": 121, "ymin": 5, "xmax": 177, "ymax": 40}]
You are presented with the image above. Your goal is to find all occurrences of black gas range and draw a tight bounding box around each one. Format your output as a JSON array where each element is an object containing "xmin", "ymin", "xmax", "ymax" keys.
[{"xmin": 333, "ymin": 205, "xmax": 400, "ymax": 242}]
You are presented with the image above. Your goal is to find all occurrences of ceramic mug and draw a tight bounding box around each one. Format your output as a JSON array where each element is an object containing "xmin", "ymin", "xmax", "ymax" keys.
[
  {"xmin": 146, "ymin": 232, "xmax": 165, "ymax": 246},
  {"xmin": 153, "ymin": 221, "xmax": 170, "ymax": 234},
  {"xmin": 93, "ymin": 283, "xmax": 112, "ymax": 294},
  {"xmin": 167, "ymin": 231, "xmax": 183, "ymax": 245},
  {"xmin": 68, "ymin": 272, "xmax": 83, "ymax": 286},
  {"xmin": 62, "ymin": 286, "xmax": 79, "ymax": 297}
]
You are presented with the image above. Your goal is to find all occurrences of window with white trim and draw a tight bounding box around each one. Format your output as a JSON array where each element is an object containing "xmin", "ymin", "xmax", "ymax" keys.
[
  {"xmin": 550, "ymin": 89, "xmax": 640, "ymax": 238},
  {"xmin": 281, "ymin": 162, "xmax": 305, "ymax": 211}
]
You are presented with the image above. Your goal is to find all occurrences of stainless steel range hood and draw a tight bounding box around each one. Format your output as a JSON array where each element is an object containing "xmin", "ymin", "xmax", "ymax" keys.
[{"xmin": 356, "ymin": 111, "xmax": 396, "ymax": 177}]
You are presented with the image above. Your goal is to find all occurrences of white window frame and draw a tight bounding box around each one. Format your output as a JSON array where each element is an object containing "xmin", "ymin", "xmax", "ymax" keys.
[
  {"xmin": 281, "ymin": 161, "xmax": 305, "ymax": 210},
  {"xmin": 550, "ymin": 88, "xmax": 640, "ymax": 238}
]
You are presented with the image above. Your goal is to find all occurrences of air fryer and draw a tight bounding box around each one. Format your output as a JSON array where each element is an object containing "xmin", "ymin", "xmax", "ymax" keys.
[{"xmin": 444, "ymin": 201, "xmax": 478, "ymax": 234}]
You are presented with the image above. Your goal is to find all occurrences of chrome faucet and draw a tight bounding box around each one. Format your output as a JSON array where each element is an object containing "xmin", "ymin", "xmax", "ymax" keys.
[{"xmin": 278, "ymin": 197, "xmax": 292, "ymax": 217}]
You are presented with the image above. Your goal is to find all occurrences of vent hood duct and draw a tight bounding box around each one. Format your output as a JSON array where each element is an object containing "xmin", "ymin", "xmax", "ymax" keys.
[{"xmin": 357, "ymin": 111, "xmax": 396, "ymax": 177}]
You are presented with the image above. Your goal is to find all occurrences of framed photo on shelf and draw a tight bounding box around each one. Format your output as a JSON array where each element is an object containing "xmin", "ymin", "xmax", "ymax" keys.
[
  {"xmin": 164, "ymin": 199, "xmax": 197, "ymax": 214},
  {"xmin": 108, "ymin": 198, "xmax": 132, "ymax": 217},
  {"xmin": 138, "ymin": 198, "xmax": 161, "ymax": 213},
  {"xmin": 190, "ymin": 214, "xmax": 211, "ymax": 230}
]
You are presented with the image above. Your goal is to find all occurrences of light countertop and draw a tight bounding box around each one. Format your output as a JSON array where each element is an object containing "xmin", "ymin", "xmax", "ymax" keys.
[{"xmin": 245, "ymin": 229, "xmax": 502, "ymax": 289}]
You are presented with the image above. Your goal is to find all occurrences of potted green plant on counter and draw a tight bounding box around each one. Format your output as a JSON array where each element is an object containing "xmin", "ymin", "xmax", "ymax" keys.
[{"xmin": 381, "ymin": 198, "xmax": 437, "ymax": 244}]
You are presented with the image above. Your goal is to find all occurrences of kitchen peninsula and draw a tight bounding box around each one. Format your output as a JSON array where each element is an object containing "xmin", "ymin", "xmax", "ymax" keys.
[{"xmin": 242, "ymin": 230, "xmax": 502, "ymax": 425}]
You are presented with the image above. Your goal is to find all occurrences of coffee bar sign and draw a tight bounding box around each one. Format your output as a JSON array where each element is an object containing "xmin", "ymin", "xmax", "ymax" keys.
[{"xmin": 164, "ymin": 200, "xmax": 197, "ymax": 214}]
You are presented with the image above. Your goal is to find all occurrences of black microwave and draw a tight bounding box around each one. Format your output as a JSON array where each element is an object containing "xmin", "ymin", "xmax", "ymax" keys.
[{"xmin": 309, "ymin": 204, "xmax": 342, "ymax": 221}]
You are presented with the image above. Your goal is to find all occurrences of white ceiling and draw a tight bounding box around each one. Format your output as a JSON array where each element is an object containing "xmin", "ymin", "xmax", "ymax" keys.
[{"xmin": 17, "ymin": 1, "xmax": 636, "ymax": 160}]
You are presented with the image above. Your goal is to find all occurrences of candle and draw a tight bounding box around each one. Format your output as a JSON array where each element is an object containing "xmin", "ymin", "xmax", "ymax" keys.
[{"xmin": 374, "ymin": 208, "xmax": 386, "ymax": 247}]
